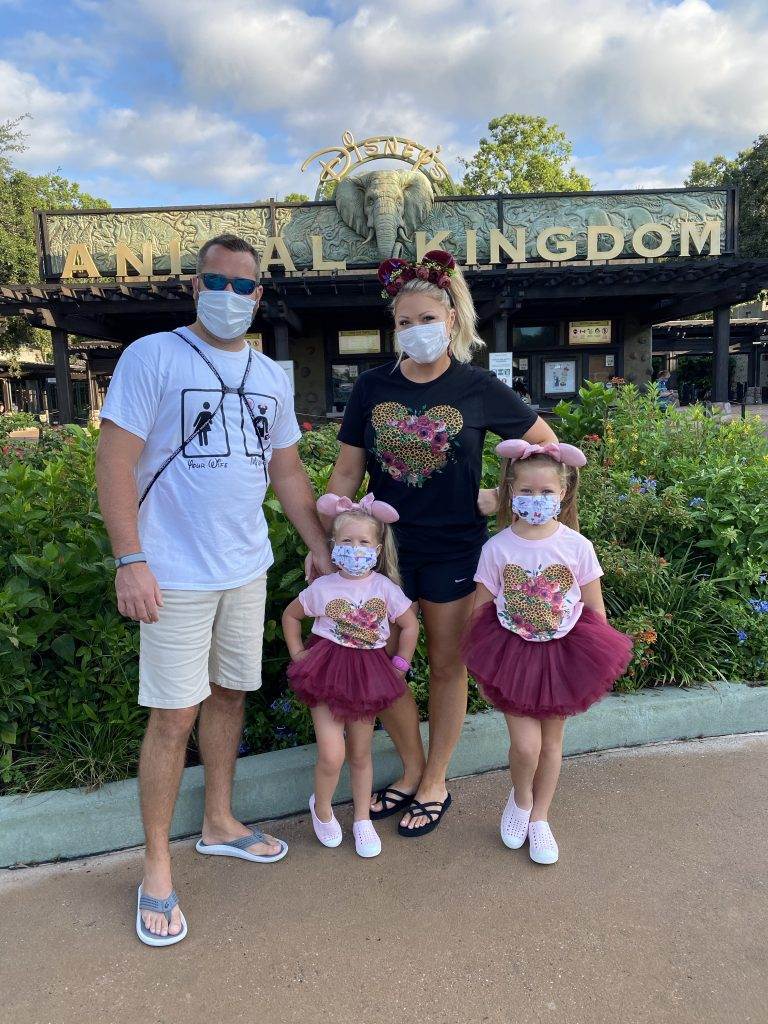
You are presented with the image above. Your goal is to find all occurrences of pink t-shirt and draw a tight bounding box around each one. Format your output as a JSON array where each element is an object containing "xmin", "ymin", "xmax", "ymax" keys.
[
  {"xmin": 298, "ymin": 571, "xmax": 413, "ymax": 649},
  {"xmin": 474, "ymin": 524, "xmax": 603, "ymax": 642}
]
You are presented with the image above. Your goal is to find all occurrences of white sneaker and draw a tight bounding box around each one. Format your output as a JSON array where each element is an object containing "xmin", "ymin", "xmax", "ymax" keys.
[
  {"xmin": 309, "ymin": 794, "xmax": 342, "ymax": 848},
  {"xmin": 528, "ymin": 820, "xmax": 559, "ymax": 864},
  {"xmin": 500, "ymin": 788, "xmax": 532, "ymax": 849},
  {"xmin": 353, "ymin": 819, "xmax": 382, "ymax": 858}
]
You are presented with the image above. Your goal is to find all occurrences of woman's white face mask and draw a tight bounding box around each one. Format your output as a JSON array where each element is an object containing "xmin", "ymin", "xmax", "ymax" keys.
[{"xmin": 396, "ymin": 321, "xmax": 450, "ymax": 364}]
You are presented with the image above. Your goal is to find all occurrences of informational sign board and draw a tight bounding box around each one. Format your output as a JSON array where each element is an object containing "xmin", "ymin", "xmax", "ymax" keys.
[
  {"xmin": 489, "ymin": 351, "xmax": 514, "ymax": 388},
  {"xmin": 568, "ymin": 321, "xmax": 612, "ymax": 345},
  {"xmin": 544, "ymin": 359, "xmax": 576, "ymax": 395},
  {"xmin": 339, "ymin": 330, "xmax": 381, "ymax": 355}
]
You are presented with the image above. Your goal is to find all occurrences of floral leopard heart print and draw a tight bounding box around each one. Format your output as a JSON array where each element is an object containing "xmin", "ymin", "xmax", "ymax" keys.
[
  {"xmin": 324, "ymin": 597, "xmax": 388, "ymax": 648},
  {"xmin": 501, "ymin": 563, "xmax": 575, "ymax": 640},
  {"xmin": 371, "ymin": 402, "xmax": 463, "ymax": 487}
]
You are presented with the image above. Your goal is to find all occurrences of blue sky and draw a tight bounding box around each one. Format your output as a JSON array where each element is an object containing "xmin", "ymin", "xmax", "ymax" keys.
[{"xmin": 0, "ymin": 0, "xmax": 766, "ymax": 208}]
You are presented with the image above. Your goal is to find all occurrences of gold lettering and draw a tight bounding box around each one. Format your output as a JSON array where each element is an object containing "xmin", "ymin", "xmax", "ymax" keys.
[
  {"xmin": 490, "ymin": 227, "xmax": 526, "ymax": 264},
  {"xmin": 364, "ymin": 140, "xmax": 379, "ymax": 156},
  {"xmin": 536, "ymin": 227, "xmax": 576, "ymax": 261},
  {"xmin": 415, "ymin": 230, "xmax": 451, "ymax": 260},
  {"xmin": 400, "ymin": 143, "xmax": 414, "ymax": 161},
  {"xmin": 680, "ymin": 219, "xmax": 721, "ymax": 256},
  {"xmin": 261, "ymin": 236, "xmax": 296, "ymax": 272},
  {"xmin": 384, "ymin": 137, "xmax": 397, "ymax": 155},
  {"xmin": 169, "ymin": 239, "xmax": 182, "ymax": 276},
  {"xmin": 311, "ymin": 235, "xmax": 347, "ymax": 271},
  {"xmin": 586, "ymin": 224, "xmax": 624, "ymax": 260},
  {"xmin": 61, "ymin": 243, "xmax": 99, "ymax": 279},
  {"xmin": 116, "ymin": 241, "xmax": 153, "ymax": 277},
  {"xmin": 632, "ymin": 222, "xmax": 673, "ymax": 258},
  {"xmin": 465, "ymin": 229, "xmax": 478, "ymax": 266}
]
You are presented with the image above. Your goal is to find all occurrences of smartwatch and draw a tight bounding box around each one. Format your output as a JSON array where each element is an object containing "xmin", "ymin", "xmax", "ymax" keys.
[
  {"xmin": 391, "ymin": 655, "xmax": 411, "ymax": 673},
  {"xmin": 114, "ymin": 552, "xmax": 147, "ymax": 569}
]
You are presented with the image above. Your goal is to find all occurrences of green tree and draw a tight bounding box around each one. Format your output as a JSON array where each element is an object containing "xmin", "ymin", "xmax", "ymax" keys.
[
  {"xmin": 685, "ymin": 135, "xmax": 768, "ymax": 258},
  {"xmin": 282, "ymin": 192, "xmax": 310, "ymax": 203},
  {"xmin": 459, "ymin": 114, "xmax": 591, "ymax": 195},
  {"xmin": 0, "ymin": 117, "xmax": 109, "ymax": 352}
]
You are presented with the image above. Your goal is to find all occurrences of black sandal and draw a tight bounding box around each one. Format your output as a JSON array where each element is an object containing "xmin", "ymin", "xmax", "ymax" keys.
[
  {"xmin": 370, "ymin": 785, "xmax": 416, "ymax": 821},
  {"xmin": 397, "ymin": 793, "xmax": 453, "ymax": 837}
]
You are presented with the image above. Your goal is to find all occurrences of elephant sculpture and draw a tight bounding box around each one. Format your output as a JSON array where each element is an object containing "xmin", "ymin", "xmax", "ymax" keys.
[{"xmin": 335, "ymin": 169, "xmax": 435, "ymax": 260}]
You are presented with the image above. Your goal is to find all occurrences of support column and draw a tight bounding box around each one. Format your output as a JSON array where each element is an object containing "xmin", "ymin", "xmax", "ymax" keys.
[
  {"xmin": 622, "ymin": 316, "xmax": 653, "ymax": 388},
  {"xmin": 1, "ymin": 377, "xmax": 11, "ymax": 413},
  {"xmin": 52, "ymin": 328, "xmax": 74, "ymax": 424},
  {"xmin": 712, "ymin": 304, "xmax": 731, "ymax": 403},
  {"xmin": 273, "ymin": 321, "xmax": 290, "ymax": 361},
  {"xmin": 493, "ymin": 312, "xmax": 509, "ymax": 352}
]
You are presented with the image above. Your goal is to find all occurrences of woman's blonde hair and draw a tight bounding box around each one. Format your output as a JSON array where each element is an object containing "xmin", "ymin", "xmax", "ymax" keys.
[
  {"xmin": 332, "ymin": 509, "xmax": 402, "ymax": 588},
  {"xmin": 390, "ymin": 262, "xmax": 485, "ymax": 364},
  {"xmin": 497, "ymin": 454, "xmax": 581, "ymax": 532}
]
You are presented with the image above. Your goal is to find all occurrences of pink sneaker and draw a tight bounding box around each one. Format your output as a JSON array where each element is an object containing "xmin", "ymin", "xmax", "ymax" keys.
[
  {"xmin": 500, "ymin": 788, "xmax": 532, "ymax": 849},
  {"xmin": 309, "ymin": 794, "xmax": 342, "ymax": 848},
  {"xmin": 528, "ymin": 820, "xmax": 559, "ymax": 864},
  {"xmin": 353, "ymin": 819, "xmax": 381, "ymax": 858}
]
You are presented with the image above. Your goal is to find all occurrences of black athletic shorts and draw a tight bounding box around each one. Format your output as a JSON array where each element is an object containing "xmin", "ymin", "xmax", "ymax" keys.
[{"xmin": 399, "ymin": 547, "xmax": 483, "ymax": 604}]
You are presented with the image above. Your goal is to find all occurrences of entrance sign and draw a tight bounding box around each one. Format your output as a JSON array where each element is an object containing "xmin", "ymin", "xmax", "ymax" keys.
[
  {"xmin": 569, "ymin": 321, "xmax": 612, "ymax": 345},
  {"xmin": 301, "ymin": 130, "xmax": 454, "ymax": 199},
  {"xmin": 489, "ymin": 351, "xmax": 514, "ymax": 387}
]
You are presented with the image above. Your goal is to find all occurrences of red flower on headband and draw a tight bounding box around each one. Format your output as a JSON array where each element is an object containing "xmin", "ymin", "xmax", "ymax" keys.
[{"xmin": 377, "ymin": 249, "xmax": 457, "ymax": 299}]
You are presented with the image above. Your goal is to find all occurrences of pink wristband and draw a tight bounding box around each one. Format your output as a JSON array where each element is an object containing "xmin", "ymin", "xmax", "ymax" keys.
[{"xmin": 391, "ymin": 655, "xmax": 411, "ymax": 672}]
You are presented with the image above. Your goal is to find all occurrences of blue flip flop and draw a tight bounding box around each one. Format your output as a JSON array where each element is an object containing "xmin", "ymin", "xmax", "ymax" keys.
[
  {"xmin": 195, "ymin": 826, "xmax": 288, "ymax": 863},
  {"xmin": 136, "ymin": 884, "xmax": 188, "ymax": 947}
]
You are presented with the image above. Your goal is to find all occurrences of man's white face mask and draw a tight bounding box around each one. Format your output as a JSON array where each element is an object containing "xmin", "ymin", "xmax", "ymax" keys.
[{"xmin": 197, "ymin": 289, "xmax": 257, "ymax": 341}]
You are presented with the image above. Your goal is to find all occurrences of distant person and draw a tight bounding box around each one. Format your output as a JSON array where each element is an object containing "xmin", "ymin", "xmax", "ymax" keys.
[{"xmin": 97, "ymin": 234, "xmax": 332, "ymax": 947}]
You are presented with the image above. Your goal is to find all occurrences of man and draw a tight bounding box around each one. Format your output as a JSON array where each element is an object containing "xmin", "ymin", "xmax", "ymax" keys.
[{"xmin": 97, "ymin": 234, "xmax": 332, "ymax": 946}]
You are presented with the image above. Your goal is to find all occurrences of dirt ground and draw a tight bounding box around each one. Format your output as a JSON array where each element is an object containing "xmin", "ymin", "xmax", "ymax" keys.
[{"xmin": 1, "ymin": 733, "xmax": 766, "ymax": 1024}]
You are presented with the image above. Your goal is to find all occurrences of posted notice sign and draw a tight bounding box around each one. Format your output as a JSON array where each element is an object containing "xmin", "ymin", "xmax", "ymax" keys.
[
  {"xmin": 489, "ymin": 351, "xmax": 514, "ymax": 387},
  {"xmin": 569, "ymin": 320, "xmax": 612, "ymax": 345}
]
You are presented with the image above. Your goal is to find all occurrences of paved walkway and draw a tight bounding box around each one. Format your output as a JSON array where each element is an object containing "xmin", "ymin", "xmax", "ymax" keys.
[{"xmin": 1, "ymin": 734, "xmax": 766, "ymax": 1024}]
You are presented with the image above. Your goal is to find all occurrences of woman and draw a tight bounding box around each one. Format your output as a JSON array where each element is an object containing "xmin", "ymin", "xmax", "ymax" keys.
[{"xmin": 317, "ymin": 250, "xmax": 557, "ymax": 836}]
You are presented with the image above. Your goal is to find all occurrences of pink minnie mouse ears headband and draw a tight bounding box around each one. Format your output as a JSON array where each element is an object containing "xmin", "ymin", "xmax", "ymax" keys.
[
  {"xmin": 378, "ymin": 249, "xmax": 457, "ymax": 299},
  {"xmin": 495, "ymin": 439, "xmax": 587, "ymax": 468},
  {"xmin": 316, "ymin": 492, "xmax": 400, "ymax": 524}
]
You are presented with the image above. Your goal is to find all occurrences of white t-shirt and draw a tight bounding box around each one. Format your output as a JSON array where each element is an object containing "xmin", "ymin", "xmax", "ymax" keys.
[{"xmin": 100, "ymin": 326, "xmax": 301, "ymax": 590}]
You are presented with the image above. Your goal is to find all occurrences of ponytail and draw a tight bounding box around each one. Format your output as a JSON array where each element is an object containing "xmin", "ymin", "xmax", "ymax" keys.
[{"xmin": 378, "ymin": 523, "xmax": 402, "ymax": 588}]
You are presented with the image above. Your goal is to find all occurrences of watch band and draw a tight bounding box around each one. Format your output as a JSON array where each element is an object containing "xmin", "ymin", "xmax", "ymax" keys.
[
  {"xmin": 391, "ymin": 655, "xmax": 411, "ymax": 672},
  {"xmin": 114, "ymin": 552, "xmax": 147, "ymax": 568}
]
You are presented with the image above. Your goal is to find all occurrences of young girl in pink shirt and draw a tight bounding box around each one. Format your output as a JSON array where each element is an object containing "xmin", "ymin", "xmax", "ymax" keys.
[
  {"xmin": 283, "ymin": 494, "xmax": 419, "ymax": 858},
  {"xmin": 464, "ymin": 440, "xmax": 632, "ymax": 865}
]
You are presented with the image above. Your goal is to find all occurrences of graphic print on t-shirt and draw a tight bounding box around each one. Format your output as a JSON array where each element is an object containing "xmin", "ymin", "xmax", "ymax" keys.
[
  {"xmin": 240, "ymin": 391, "xmax": 278, "ymax": 459},
  {"xmin": 500, "ymin": 562, "xmax": 576, "ymax": 641},
  {"xmin": 370, "ymin": 401, "xmax": 463, "ymax": 487},
  {"xmin": 325, "ymin": 596, "xmax": 388, "ymax": 648},
  {"xmin": 181, "ymin": 388, "xmax": 231, "ymax": 458}
]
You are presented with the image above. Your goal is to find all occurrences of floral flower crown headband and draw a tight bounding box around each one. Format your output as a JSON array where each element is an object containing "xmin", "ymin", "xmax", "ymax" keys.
[
  {"xmin": 378, "ymin": 249, "xmax": 457, "ymax": 300},
  {"xmin": 496, "ymin": 440, "xmax": 587, "ymax": 468},
  {"xmin": 316, "ymin": 492, "xmax": 400, "ymax": 524}
]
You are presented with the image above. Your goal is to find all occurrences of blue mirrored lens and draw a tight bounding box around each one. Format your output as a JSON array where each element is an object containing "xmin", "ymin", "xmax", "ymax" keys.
[
  {"xmin": 201, "ymin": 273, "xmax": 227, "ymax": 290},
  {"xmin": 233, "ymin": 277, "xmax": 257, "ymax": 295}
]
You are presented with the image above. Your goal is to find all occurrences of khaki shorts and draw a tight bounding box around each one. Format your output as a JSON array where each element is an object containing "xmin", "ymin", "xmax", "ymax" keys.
[{"xmin": 138, "ymin": 574, "xmax": 267, "ymax": 709}]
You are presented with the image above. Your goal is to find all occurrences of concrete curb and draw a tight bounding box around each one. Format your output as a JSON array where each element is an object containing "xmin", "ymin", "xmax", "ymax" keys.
[{"xmin": 2, "ymin": 682, "xmax": 766, "ymax": 868}]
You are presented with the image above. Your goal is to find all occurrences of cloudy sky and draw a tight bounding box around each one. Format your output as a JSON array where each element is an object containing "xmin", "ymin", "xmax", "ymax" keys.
[{"xmin": 0, "ymin": 0, "xmax": 766, "ymax": 207}]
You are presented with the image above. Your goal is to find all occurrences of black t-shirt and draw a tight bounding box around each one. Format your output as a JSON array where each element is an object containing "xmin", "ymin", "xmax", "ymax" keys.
[{"xmin": 337, "ymin": 358, "xmax": 539, "ymax": 559}]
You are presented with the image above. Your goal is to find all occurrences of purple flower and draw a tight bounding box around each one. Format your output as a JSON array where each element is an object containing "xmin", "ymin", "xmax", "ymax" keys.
[
  {"xmin": 689, "ymin": 497, "xmax": 704, "ymax": 508},
  {"xmin": 737, "ymin": 629, "xmax": 748, "ymax": 643}
]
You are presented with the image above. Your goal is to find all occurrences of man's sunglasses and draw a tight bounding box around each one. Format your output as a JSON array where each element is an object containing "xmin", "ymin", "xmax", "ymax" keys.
[{"xmin": 200, "ymin": 273, "xmax": 259, "ymax": 296}]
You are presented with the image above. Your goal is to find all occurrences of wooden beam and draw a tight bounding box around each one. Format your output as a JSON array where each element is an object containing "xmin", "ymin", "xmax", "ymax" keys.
[
  {"xmin": 637, "ymin": 284, "xmax": 754, "ymax": 326},
  {"xmin": 712, "ymin": 305, "xmax": 730, "ymax": 403},
  {"xmin": 52, "ymin": 328, "xmax": 74, "ymax": 424}
]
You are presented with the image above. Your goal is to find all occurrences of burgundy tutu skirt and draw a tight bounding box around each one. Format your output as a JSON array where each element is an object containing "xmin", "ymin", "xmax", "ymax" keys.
[
  {"xmin": 287, "ymin": 636, "xmax": 406, "ymax": 721},
  {"xmin": 463, "ymin": 603, "xmax": 633, "ymax": 719}
]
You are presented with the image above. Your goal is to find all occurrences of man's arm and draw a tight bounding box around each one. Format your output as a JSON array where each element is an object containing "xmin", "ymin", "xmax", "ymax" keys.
[
  {"xmin": 269, "ymin": 444, "xmax": 334, "ymax": 575},
  {"xmin": 95, "ymin": 419, "xmax": 163, "ymax": 624}
]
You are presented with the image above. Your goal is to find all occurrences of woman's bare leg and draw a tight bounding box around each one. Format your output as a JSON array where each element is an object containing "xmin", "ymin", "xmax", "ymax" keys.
[{"xmin": 400, "ymin": 593, "xmax": 475, "ymax": 830}]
